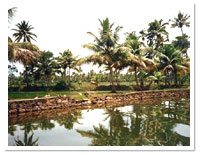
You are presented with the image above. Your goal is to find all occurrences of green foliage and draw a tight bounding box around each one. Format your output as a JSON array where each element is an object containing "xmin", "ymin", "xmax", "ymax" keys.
[
  {"xmin": 12, "ymin": 20, "xmax": 37, "ymax": 43},
  {"xmin": 8, "ymin": 42, "xmax": 40, "ymax": 65},
  {"xmin": 83, "ymin": 18, "xmax": 124, "ymax": 92},
  {"xmin": 54, "ymin": 80, "xmax": 69, "ymax": 91},
  {"xmin": 171, "ymin": 11, "xmax": 190, "ymax": 30},
  {"xmin": 142, "ymin": 19, "xmax": 169, "ymax": 51},
  {"xmin": 33, "ymin": 50, "xmax": 56, "ymax": 86}
]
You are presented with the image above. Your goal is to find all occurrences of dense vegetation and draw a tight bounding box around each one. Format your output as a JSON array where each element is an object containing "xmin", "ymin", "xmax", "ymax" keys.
[{"xmin": 8, "ymin": 8, "xmax": 190, "ymax": 98}]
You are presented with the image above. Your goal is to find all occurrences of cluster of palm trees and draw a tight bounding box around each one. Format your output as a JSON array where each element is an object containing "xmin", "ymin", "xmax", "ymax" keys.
[
  {"xmin": 8, "ymin": 7, "xmax": 190, "ymax": 92},
  {"xmin": 82, "ymin": 13, "xmax": 190, "ymax": 92}
]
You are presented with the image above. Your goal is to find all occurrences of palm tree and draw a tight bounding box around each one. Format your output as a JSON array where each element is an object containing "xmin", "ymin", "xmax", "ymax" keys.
[
  {"xmin": 82, "ymin": 18, "xmax": 123, "ymax": 92},
  {"xmin": 123, "ymin": 32, "xmax": 156, "ymax": 90},
  {"xmin": 8, "ymin": 41, "xmax": 40, "ymax": 64},
  {"xmin": 157, "ymin": 44, "xmax": 188, "ymax": 87},
  {"xmin": 8, "ymin": 41, "xmax": 40, "ymax": 87},
  {"xmin": 12, "ymin": 20, "xmax": 37, "ymax": 43},
  {"xmin": 171, "ymin": 12, "xmax": 190, "ymax": 57},
  {"xmin": 9, "ymin": 20, "xmax": 39, "ymax": 87},
  {"xmin": 147, "ymin": 71, "xmax": 166, "ymax": 87},
  {"xmin": 8, "ymin": 7, "xmax": 17, "ymax": 24},
  {"xmin": 34, "ymin": 50, "xmax": 56, "ymax": 87},
  {"xmin": 171, "ymin": 11, "xmax": 190, "ymax": 36},
  {"xmin": 172, "ymin": 34, "xmax": 190, "ymax": 58},
  {"xmin": 143, "ymin": 19, "xmax": 169, "ymax": 52},
  {"xmin": 56, "ymin": 49, "xmax": 79, "ymax": 86}
]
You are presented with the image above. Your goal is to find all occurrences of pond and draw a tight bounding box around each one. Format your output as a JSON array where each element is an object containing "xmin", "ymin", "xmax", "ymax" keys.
[{"xmin": 8, "ymin": 97, "xmax": 190, "ymax": 146}]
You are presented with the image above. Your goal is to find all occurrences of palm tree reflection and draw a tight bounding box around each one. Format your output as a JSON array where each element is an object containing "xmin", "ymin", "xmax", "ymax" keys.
[
  {"xmin": 14, "ymin": 131, "xmax": 39, "ymax": 146},
  {"xmin": 10, "ymin": 109, "xmax": 83, "ymax": 146},
  {"xmin": 57, "ymin": 110, "xmax": 83, "ymax": 130},
  {"xmin": 77, "ymin": 99, "xmax": 190, "ymax": 146}
]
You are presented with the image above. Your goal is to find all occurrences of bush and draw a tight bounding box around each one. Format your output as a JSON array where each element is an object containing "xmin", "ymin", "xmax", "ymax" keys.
[
  {"xmin": 95, "ymin": 85, "xmax": 133, "ymax": 91},
  {"xmin": 54, "ymin": 80, "xmax": 69, "ymax": 91}
]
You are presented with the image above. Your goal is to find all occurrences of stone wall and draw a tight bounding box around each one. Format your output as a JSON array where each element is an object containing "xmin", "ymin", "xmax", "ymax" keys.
[{"xmin": 8, "ymin": 89, "xmax": 190, "ymax": 115}]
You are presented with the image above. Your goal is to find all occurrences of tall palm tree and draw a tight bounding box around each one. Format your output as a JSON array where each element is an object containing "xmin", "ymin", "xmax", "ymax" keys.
[
  {"xmin": 12, "ymin": 20, "xmax": 37, "ymax": 43},
  {"xmin": 83, "ymin": 18, "xmax": 123, "ymax": 92},
  {"xmin": 56, "ymin": 49, "xmax": 79, "ymax": 86},
  {"xmin": 171, "ymin": 11, "xmax": 190, "ymax": 36},
  {"xmin": 144, "ymin": 19, "xmax": 169, "ymax": 52},
  {"xmin": 123, "ymin": 32, "xmax": 156, "ymax": 90},
  {"xmin": 8, "ymin": 15, "xmax": 39, "ymax": 65},
  {"xmin": 171, "ymin": 12, "xmax": 190, "ymax": 57},
  {"xmin": 8, "ymin": 41, "xmax": 40, "ymax": 88}
]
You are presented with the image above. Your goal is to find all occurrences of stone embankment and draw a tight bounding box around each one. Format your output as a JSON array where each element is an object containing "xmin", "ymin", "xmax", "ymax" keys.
[{"xmin": 8, "ymin": 89, "xmax": 190, "ymax": 115}]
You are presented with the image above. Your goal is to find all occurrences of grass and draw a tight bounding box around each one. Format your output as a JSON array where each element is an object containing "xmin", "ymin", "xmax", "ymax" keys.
[
  {"xmin": 8, "ymin": 82, "xmax": 189, "ymax": 100},
  {"xmin": 8, "ymin": 90, "xmax": 133, "ymax": 100},
  {"xmin": 8, "ymin": 91, "xmax": 83, "ymax": 100}
]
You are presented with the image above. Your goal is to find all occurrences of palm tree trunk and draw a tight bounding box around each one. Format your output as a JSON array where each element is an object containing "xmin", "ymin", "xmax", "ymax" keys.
[
  {"xmin": 140, "ymin": 79, "xmax": 144, "ymax": 90},
  {"xmin": 181, "ymin": 27, "xmax": 184, "ymax": 37},
  {"xmin": 110, "ymin": 67, "xmax": 116, "ymax": 93},
  {"xmin": 174, "ymin": 69, "xmax": 178, "ymax": 87},
  {"xmin": 180, "ymin": 27, "xmax": 188, "ymax": 58},
  {"xmin": 68, "ymin": 67, "xmax": 71, "ymax": 86},
  {"xmin": 25, "ymin": 65, "xmax": 30, "ymax": 88},
  {"xmin": 158, "ymin": 80, "xmax": 160, "ymax": 87},
  {"xmin": 164, "ymin": 72, "xmax": 167, "ymax": 87},
  {"xmin": 134, "ymin": 65, "xmax": 139, "ymax": 90},
  {"xmin": 63, "ymin": 68, "xmax": 66, "ymax": 79},
  {"xmin": 116, "ymin": 72, "xmax": 120, "ymax": 87}
]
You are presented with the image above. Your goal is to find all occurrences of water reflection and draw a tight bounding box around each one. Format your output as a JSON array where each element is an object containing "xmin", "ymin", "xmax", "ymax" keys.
[
  {"xmin": 14, "ymin": 131, "xmax": 39, "ymax": 146},
  {"xmin": 8, "ymin": 98, "xmax": 190, "ymax": 146},
  {"xmin": 77, "ymin": 99, "xmax": 190, "ymax": 146},
  {"xmin": 8, "ymin": 109, "xmax": 83, "ymax": 146}
]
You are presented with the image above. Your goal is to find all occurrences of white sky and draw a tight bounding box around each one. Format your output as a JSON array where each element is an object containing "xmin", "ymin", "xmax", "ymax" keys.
[{"xmin": 7, "ymin": 0, "xmax": 193, "ymax": 74}]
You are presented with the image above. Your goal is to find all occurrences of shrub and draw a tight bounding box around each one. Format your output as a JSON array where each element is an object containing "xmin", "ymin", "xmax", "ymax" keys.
[{"xmin": 54, "ymin": 80, "xmax": 69, "ymax": 91}]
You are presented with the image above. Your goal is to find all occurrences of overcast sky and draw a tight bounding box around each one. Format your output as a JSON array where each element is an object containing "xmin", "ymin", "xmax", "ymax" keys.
[{"xmin": 7, "ymin": 0, "xmax": 193, "ymax": 74}]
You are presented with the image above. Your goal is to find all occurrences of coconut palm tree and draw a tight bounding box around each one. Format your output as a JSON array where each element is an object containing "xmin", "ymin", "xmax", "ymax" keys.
[
  {"xmin": 123, "ymin": 32, "xmax": 156, "ymax": 90},
  {"xmin": 172, "ymin": 34, "xmax": 190, "ymax": 58},
  {"xmin": 8, "ymin": 7, "xmax": 17, "ymax": 24},
  {"xmin": 12, "ymin": 20, "xmax": 37, "ymax": 43},
  {"xmin": 157, "ymin": 44, "xmax": 188, "ymax": 87},
  {"xmin": 56, "ymin": 49, "xmax": 79, "ymax": 86},
  {"xmin": 8, "ymin": 41, "xmax": 40, "ymax": 64},
  {"xmin": 8, "ymin": 41, "xmax": 40, "ymax": 87},
  {"xmin": 34, "ymin": 50, "xmax": 56, "ymax": 87},
  {"xmin": 143, "ymin": 19, "xmax": 169, "ymax": 52},
  {"xmin": 171, "ymin": 11, "xmax": 190, "ymax": 36},
  {"xmin": 147, "ymin": 71, "xmax": 166, "ymax": 87},
  {"xmin": 171, "ymin": 12, "xmax": 190, "ymax": 57},
  {"xmin": 82, "ymin": 18, "xmax": 123, "ymax": 92}
]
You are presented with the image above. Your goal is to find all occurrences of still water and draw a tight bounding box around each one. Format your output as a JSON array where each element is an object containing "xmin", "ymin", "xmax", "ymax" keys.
[{"xmin": 8, "ymin": 98, "xmax": 190, "ymax": 146}]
